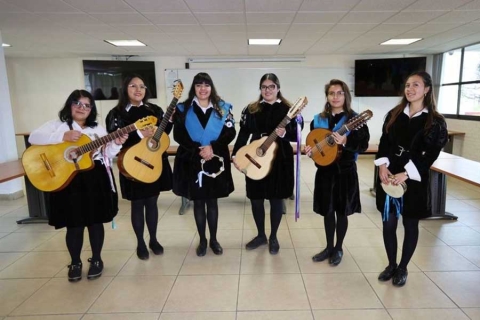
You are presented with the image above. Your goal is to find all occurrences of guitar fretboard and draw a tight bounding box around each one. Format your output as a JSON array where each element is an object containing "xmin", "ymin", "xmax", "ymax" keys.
[
  {"xmin": 259, "ymin": 116, "xmax": 292, "ymax": 153},
  {"xmin": 76, "ymin": 124, "xmax": 137, "ymax": 155},
  {"xmin": 153, "ymin": 97, "xmax": 178, "ymax": 141}
]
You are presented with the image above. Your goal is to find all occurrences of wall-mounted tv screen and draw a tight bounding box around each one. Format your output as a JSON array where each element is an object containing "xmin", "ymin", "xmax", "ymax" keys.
[
  {"xmin": 354, "ymin": 57, "xmax": 426, "ymax": 97},
  {"xmin": 83, "ymin": 60, "xmax": 157, "ymax": 100}
]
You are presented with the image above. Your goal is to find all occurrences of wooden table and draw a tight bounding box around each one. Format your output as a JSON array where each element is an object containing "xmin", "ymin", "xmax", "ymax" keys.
[{"xmin": 0, "ymin": 160, "xmax": 25, "ymax": 183}]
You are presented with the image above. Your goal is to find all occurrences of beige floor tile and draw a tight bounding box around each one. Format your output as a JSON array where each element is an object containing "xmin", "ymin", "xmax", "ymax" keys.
[
  {"xmin": 304, "ymin": 273, "xmax": 382, "ymax": 309},
  {"xmin": 5, "ymin": 316, "xmax": 81, "ymax": 319},
  {"xmin": 424, "ymin": 227, "xmax": 480, "ymax": 246},
  {"xmin": 11, "ymin": 277, "xmax": 112, "ymax": 316},
  {"xmin": 242, "ymin": 229, "xmax": 293, "ymax": 249},
  {"xmin": 290, "ymin": 228, "xmax": 326, "ymax": 248},
  {"xmin": 284, "ymin": 213, "xmax": 324, "ymax": 229},
  {"xmin": 387, "ymin": 308, "xmax": 470, "ymax": 320},
  {"xmin": 101, "ymin": 230, "xmax": 138, "ymax": 250},
  {"xmin": 243, "ymin": 214, "xmax": 288, "ymax": 230},
  {"xmin": 0, "ymin": 252, "xmax": 25, "ymax": 271},
  {"xmin": 217, "ymin": 213, "xmax": 244, "ymax": 230},
  {"xmin": 447, "ymin": 211, "xmax": 480, "ymax": 227},
  {"xmin": 240, "ymin": 248, "xmax": 300, "ymax": 274},
  {"xmin": 194, "ymin": 229, "xmax": 243, "ymax": 249},
  {"xmin": 0, "ymin": 232, "xmax": 56, "ymax": 252},
  {"xmin": 403, "ymin": 227, "xmax": 448, "ymax": 247},
  {"xmin": 364, "ymin": 272, "xmax": 456, "ymax": 308},
  {"xmin": 462, "ymin": 308, "xmax": 480, "ymax": 319},
  {"xmin": 419, "ymin": 219, "xmax": 466, "ymax": 228},
  {"xmin": 164, "ymin": 275, "xmax": 238, "ymax": 312},
  {"xmin": 426, "ymin": 271, "xmax": 480, "ymax": 307},
  {"xmin": 156, "ymin": 229, "xmax": 196, "ymax": 248},
  {"xmin": 82, "ymin": 313, "xmax": 160, "ymax": 319},
  {"xmin": 158, "ymin": 215, "xmax": 198, "ymax": 231},
  {"xmin": 296, "ymin": 248, "xmax": 361, "ymax": 273},
  {"xmin": 0, "ymin": 279, "xmax": 48, "ymax": 317},
  {"xmin": 347, "ymin": 214, "xmax": 379, "ymax": 228},
  {"xmin": 237, "ymin": 310, "xmax": 313, "ymax": 320},
  {"xmin": 88, "ymin": 275, "xmax": 175, "ymax": 313},
  {"xmin": 348, "ymin": 246, "xmax": 420, "ymax": 273},
  {"xmin": 32, "ymin": 232, "xmax": 69, "ymax": 251},
  {"xmin": 0, "ymin": 251, "xmax": 69, "ymax": 279},
  {"xmin": 237, "ymin": 274, "xmax": 309, "ymax": 311},
  {"xmin": 412, "ymin": 246, "xmax": 479, "ymax": 271},
  {"xmin": 180, "ymin": 248, "xmax": 240, "ymax": 275},
  {"xmin": 452, "ymin": 246, "xmax": 480, "ymax": 267},
  {"xmin": 160, "ymin": 312, "xmax": 236, "ymax": 320},
  {"xmin": 446, "ymin": 200, "xmax": 479, "ymax": 212},
  {"xmin": 312, "ymin": 309, "xmax": 391, "ymax": 320},
  {"xmin": 118, "ymin": 247, "xmax": 187, "ymax": 276},
  {"xmin": 344, "ymin": 228, "xmax": 384, "ymax": 247},
  {"xmin": 464, "ymin": 199, "xmax": 480, "ymax": 209}
]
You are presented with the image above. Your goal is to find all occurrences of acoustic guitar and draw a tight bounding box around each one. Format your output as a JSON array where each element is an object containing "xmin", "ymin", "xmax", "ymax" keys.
[
  {"xmin": 235, "ymin": 96, "xmax": 308, "ymax": 180},
  {"xmin": 306, "ymin": 110, "xmax": 373, "ymax": 166},
  {"xmin": 117, "ymin": 80, "xmax": 184, "ymax": 183},
  {"xmin": 22, "ymin": 116, "xmax": 157, "ymax": 192}
]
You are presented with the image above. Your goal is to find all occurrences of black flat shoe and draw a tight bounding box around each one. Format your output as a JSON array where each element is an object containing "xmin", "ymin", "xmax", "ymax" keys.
[
  {"xmin": 392, "ymin": 267, "xmax": 408, "ymax": 287},
  {"xmin": 329, "ymin": 250, "xmax": 343, "ymax": 266},
  {"xmin": 68, "ymin": 262, "xmax": 82, "ymax": 282},
  {"xmin": 245, "ymin": 235, "xmax": 268, "ymax": 250},
  {"xmin": 87, "ymin": 258, "xmax": 103, "ymax": 280},
  {"xmin": 196, "ymin": 240, "xmax": 207, "ymax": 257},
  {"xmin": 312, "ymin": 248, "xmax": 331, "ymax": 262},
  {"xmin": 378, "ymin": 264, "xmax": 398, "ymax": 281},
  {"xmin": 149, "ymin": 240, "xmax": 164, "ymax": 255},
  {"xmin": 137, "ymin": 245, "xmax": 149, "ymax": 260},
  {"xmin": 209, "ymin": 240, "xmax": 223, "ymax": 255},
  {"xmin": 269, "ymin": 237, "xmax": 280, "ymax": 255}
]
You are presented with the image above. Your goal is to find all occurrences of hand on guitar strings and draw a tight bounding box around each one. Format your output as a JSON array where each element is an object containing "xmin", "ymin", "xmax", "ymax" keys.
[
  {"xmin": 332, "ymin": 132, "xmax": 347, "ymax": 145},
  {"xmin": 199, "ymin": 145, "xmax": 214, "ymax": 161},
  {"xmin": 63, "ymin": 130, "xmax": 82, "ymax": 142},
  {"xmin": 379, "ymin": 164, "xmax": 393, "ymax": 185},
  {"xmin": 304, "ymin": 145, "xmax": 313, "ymax": 158},
  {"xmin": 275, "ymin": 128, "xmax": 286, "ymax": 138},
  {"xmin": 140, "ymin": 127, "xmax": 155, "ymax": 138},
  {"xmin": 114, "ymin": 133, "xmax": 129, "ymax": 145}
]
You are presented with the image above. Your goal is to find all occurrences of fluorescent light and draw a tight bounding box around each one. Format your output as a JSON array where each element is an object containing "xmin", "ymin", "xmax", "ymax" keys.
[
  {"xmin": 381, "ymin": 38, "xmax": 422, "ymax": 45},
  {"xmin": 188, "ymin": 56, "xmax": 305, "ymax": 63},
  {"xmin": 104, "ymin": 40, "xmax": 146, "ymax": 47},
  {"xmin": 2, "ymin": 43, "xmax": 11, "ymax": 47},
  {"xmin": 248, "ymin": 39, "xmax": 282, "ymax": 45}
]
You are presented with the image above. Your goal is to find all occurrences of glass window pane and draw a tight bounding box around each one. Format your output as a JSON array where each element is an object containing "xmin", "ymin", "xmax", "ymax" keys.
[
  {"xmin": 462, "ymin": 44, "xmax": 480, "ymax": 82},
  {"xmin": 438, "ymin": 85, "xmax": 459, "ymax": 115},
  {"xmin": 440, "ymin": 49, "xmax": 461, "ymax": 84},
  {"xmin": 460, "ymin": 84, "xmax": 480, "ymax": 116}
]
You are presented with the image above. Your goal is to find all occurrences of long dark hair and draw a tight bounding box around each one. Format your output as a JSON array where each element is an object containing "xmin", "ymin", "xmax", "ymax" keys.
[
  {"xmin": 248, "ymin": 73, "xmax": 291, "ymax": 114},
  {"xmin": 58, "ymin": 89, "xmax": 97, "ymax": 128},
  {"xmin": 182, "ymin": 72, "xmax": 224, "ymax": 117},
  {"xmin": 115, "ymin": 74, "xmax": 151, "ymax": 110},
  {"xmin": 385, "ymin": 71, "xmax": 443, "ymax": 133},
  {"xmin": 320, "ymin": 79, "xmax": 353, "ymax": 118}
]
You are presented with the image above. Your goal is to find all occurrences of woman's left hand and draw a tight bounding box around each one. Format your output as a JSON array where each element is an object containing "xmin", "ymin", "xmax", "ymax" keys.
[
  {"xmin": 199, "ymin": 145, "xmax": 213, "ymax": 161},
  {"xmin": 392, "ymin": 172, "xmax": 408, "ymax": 185},
  {"xmin": 114, "ymin": 133, "xmax": 128, "ymax": 145},
  {"xmin": 275, "ymin": 128, "xmax": 286, "ymax": 138},
  {"xmin": 332, "ymin": 132, "xmax": 347, "ymax": 145}
]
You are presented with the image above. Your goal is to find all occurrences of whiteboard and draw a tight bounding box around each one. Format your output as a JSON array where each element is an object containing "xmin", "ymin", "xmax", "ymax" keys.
[{"xmin": 164, "ymin": 67, "xmax": 355, "ymax": 122}]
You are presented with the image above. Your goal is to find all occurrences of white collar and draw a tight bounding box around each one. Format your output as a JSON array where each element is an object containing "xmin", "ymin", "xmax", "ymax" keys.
[
  {"xmin": 193, "ymin": 97, "xmax": 213, "ymax": 113},
  {"xmin": 126, "ymin": 101, "xmax": 144, "ymax": 112},
  {"xmin": 260, "ymin": 98, "xmax": 282, "ymax": 105},
  {"xmin": 404, "ymin": 104, "xmax": 428, "ymax": 118}
]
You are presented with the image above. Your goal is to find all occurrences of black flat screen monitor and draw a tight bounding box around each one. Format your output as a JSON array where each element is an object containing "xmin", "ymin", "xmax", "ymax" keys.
[
  {"xmin": 354, "ymin": 57, "xmax": 426, "ymax": 97},
  {"xmin": 83, "ymin": 60, "xmax": 157, "ymax": 100}
]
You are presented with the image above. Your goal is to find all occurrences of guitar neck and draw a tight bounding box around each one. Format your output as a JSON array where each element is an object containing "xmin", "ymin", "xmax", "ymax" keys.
[
  {"xmin": 76, "ymin": 123, "xmax": 137, "ymax": 155},
  {"xmin": 153, "ymin": 98, "xmax": 178, "ymax": 141},
  {"xmin": 260, "ymin": 115, "xmax": 291, "ymax": 151}
]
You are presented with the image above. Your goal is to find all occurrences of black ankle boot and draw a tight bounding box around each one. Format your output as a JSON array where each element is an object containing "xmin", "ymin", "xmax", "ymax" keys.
[
  {"xmin": 378, "ymin": 264, "xmax": 398, "ymax": 281},
  {"xmin": 87, "ymin": 258, "xmax": 103, "ymax": 280},
  {"xmin": 68, "ymin": 262, "xmax": 82, "ymax": 282}
]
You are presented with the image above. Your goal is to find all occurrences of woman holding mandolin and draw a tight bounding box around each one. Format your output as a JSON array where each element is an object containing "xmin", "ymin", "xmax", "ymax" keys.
[
  {"xmin": 375, "ymin": 71, "xmax": 447, "ymax": 286},
  {"xmin": 305, "ymin": 79, "xmax": 370, "ymax": 266},
  {"xmin": 106, "ymin": 74, "xmax": 173, "ymax": 260},
  {"xmin": 173, "ymin": 73, "xmax": 236, "ymax": 257},
  {"xmin": 29, "ymin": 90, "xmax": 128, "ymax": 282},
  {"xmin": 232, "ymin": 73, "xmax": 302, "ymax": 255}
]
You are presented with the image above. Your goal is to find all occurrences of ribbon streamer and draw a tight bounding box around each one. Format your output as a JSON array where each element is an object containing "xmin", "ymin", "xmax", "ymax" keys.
[
  {"xmin": 295, "ymin": 114, "xmax": 303, "ymax": 221},
  {"xmin": 383, "ymin": 194, "xmax": 403, "ymax": 221}
]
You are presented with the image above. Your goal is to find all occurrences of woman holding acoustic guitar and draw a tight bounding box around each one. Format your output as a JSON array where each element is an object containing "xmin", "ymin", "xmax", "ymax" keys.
[
  {"xmin": 305, "ymin": 79, "xmax": 370, "ymax": 266},
  {"xmin": 173, "ymin": 72, "xmax": 235, "ymax": 257},
  {"xmin": 29, "ymin": 89, "xmax": 128, "ymax": 282},
  {"xmin": 232, "ymin": 73, "xmax": 302, "ymax": 255},
  {"xmin": 106, "ymin": 74, "xmax": 173, "ymax": 260},
  {"xmin": 375, "ymin": 71, "xmax": 447, "ymax": 286}
]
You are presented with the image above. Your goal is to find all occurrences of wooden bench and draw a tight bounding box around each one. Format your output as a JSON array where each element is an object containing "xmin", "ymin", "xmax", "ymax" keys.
[{"xmin": 0, "ymin": 159, "xmax": 25, "ymax": 183}]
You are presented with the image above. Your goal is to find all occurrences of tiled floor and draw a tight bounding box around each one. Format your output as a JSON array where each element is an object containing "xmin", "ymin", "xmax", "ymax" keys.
[{"xmin": 0, "ymin": 156, "xmax": 480, "ymax": 319}]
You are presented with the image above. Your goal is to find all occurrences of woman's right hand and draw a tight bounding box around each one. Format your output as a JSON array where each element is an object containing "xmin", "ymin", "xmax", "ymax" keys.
[
  {"xmin": 63, "ymin": 130, "xmax": 82, "ymax": 142},
  {"xmin": 379, "ymin": 164, "xmax": 392, "ymax": 185},
  {"xmin": 140, "ymin": 127, "xmax": 155, "ymax": 138},
  {"xmin": 304, "ymin": 145, "xmax": 312, "ymax": 158}
]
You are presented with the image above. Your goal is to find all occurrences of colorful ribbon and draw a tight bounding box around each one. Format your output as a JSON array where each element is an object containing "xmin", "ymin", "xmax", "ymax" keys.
[
  {"xmin": 295, "ymin": 114, "xmax": 303, "ymax": 221},
  {"xmin": 383, "ymin": 194, "xmax": 403, "ymax": 221}
]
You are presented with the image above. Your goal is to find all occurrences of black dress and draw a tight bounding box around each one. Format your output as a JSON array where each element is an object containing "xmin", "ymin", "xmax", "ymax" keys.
[
  {"xmin": 105, "ymin": 103, "xmax": 173, "ymax": 201},
  {"xmin": 375, "ymin": 111, "xmax": 448, "ymax": 219},
  {"xmin": 232, "ymin": 101, "xmax": 300, "ymax": 200},
  {"xmin": 172, "ymin": 101, "xmax": 235, "ymax": 200},
  {"xmin": 311, "ymin": 112, "xmax": 370, "ymax": 216}
]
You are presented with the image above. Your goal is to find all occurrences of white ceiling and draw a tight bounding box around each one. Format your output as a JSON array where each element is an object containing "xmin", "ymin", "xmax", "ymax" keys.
[{"xmin": 1, "ymin": 0, "xmax": 480, "ymax": 58}]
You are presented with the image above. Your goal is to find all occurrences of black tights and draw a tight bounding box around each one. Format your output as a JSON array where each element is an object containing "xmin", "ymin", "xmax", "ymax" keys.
[
  {"xmin": 194, "ymin": 199, "xmax": 219, "ymax": 243},
  {"xmin": 250, "ymin": 198, "xmax": 283, "ymax": 240},
  {"xmin": 66, "ymin": 223, "xmax": 105, "ymax": 264},
  {"xmin": 383, "ymin": 215, "xmax": 419, "ymax": 269},
  {"xmin": 324, "ymin": 213, "xmax": 348, "ymax": 251},
  {"xmin": 131, "ymin": 195, "xmax": 159, "ymax": 248}
]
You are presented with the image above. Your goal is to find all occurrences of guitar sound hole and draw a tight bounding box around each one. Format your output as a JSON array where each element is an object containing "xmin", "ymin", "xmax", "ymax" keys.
[{"xmin": 256, "ymin": 148, "xmax": 264, "ymax": 157}]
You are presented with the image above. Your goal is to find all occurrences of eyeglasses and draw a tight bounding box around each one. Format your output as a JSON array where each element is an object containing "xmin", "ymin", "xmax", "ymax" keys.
[
  {"xmin": 327, "ymin": 91, "xmax": 345, "ymax": 97},
  {"xmin": 260, "ymin": 84, "xmax": 276, "ymax": 91},
  {"xmin": 72, "ymin": 101, "xmax": 92, "ymax": 110},
  {"xmin": 128, "ymin": 84, "xmax": 147, "ymax": 90}
]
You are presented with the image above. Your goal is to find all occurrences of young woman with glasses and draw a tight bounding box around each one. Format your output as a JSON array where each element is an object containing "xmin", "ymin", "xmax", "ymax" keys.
[
  {"xmin": 28, "ymin": 89, "xmax": 128, "ymax": 282},
  {"xmin": 106, "ymin": 74, "xmax": 173, "ymax": 260},
  {"xmin": 305, "ymin": 79, "xmax": 370, "ymax": 266}
]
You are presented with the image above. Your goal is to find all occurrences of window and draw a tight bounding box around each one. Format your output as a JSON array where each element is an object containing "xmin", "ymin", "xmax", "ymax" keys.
[{"xmin": 437, "ymin": 43, "xmax": 480, "ymax": 119}]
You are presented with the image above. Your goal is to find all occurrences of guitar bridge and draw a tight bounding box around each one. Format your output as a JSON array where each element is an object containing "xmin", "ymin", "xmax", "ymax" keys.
[
  {"xmin": 134, "ymin": 156, "xmax": 154, "ymax": 170},
  {"xmin": 40, "ymin": 153, "xmax": 56, "ymax": 177},
  {"xmin": 245, "ymin": 154, "xmax": 261, "ymax": 169}
]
